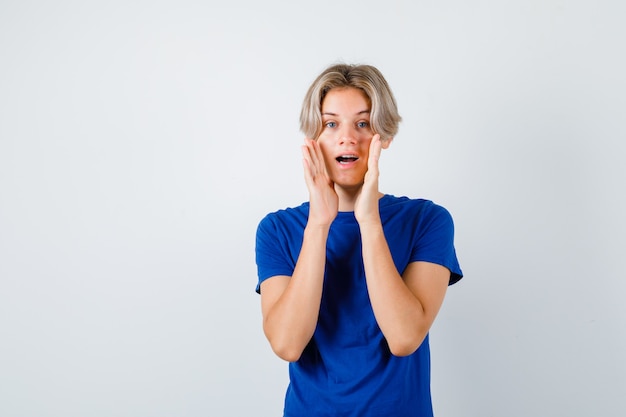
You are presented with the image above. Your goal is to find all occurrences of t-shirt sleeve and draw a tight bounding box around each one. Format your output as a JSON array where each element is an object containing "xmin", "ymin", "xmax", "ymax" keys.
[
  {"xmin": 410, "ymin": 204, "xmax": 463, "ymax": 285},
  {"xmin": 255, "ymin": 214, "xmax": 297, "ymax": 293}
]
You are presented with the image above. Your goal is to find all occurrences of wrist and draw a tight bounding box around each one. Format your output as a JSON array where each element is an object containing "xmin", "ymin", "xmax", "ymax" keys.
[
  {"xmin": 304, "ymin": 221, "xmax": 332, "ymax": 235},
  {"xmin": 357, "ymin": 217, "xmax": 383, "ymax": 233}
]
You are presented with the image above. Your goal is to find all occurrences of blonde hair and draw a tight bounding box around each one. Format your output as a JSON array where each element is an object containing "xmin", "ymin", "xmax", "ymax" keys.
[{"xmin": 300, "ymin": 64, "xmax": 402, "ymax": 141}]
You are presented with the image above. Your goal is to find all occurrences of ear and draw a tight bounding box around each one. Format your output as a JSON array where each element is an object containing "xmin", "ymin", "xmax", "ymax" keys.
[{"xmin": 381, "ymin": 136, "xmax": 394, "ymax": 149}]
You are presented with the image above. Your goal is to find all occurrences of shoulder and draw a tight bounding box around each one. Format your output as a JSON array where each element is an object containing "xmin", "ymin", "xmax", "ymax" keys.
[
  {"xmin": 257, "ymin": 202, "xmax": 309, "ymax": 235},
  {"xmin": 380, "ymin": 195, "xmax": 458, "ymax": 254},
  {"xmin": 381, "ymin": 195, "xmax": 453, "ymax": 222}
]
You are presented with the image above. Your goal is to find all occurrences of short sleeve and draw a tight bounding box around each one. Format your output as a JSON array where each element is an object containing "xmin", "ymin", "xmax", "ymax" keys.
[
  {"xmin": 410, "ymin": 204, "xmax": 463, "ymax": 285},
  {"xmin": 255, "ymin": 214, "xmax": 298, "ymax": 293}
]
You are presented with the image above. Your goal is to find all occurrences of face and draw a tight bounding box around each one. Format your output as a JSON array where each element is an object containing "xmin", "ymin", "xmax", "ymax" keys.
[{"xmin": 317, "ymin": 87, "xmax": 389, "ymax": 191}]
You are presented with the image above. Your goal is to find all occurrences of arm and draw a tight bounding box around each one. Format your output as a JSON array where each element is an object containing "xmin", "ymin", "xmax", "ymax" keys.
[
  {"xmin": 360, "ymin": 227, "xmax": 449, "ymax": 356},
  {"xmin": 260, "ymin": 225, "xmax": 328, "ymax": 362},
  {"xmin": 355, "ymin": 135, "xmax": 449, "ymax": 356},
  {"xmin": 260, "ymin": 139, "xmax": 337, "ymax": 362}
]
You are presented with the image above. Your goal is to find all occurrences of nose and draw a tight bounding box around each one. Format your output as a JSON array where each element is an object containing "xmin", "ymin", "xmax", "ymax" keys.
[{"xmin": 338, "ymin": 126, "xmax": 358, "ymax": 145}]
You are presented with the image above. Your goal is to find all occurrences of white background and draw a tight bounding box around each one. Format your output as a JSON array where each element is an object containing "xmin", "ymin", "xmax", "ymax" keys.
[{"xmin": 1, "ymin": 1, "xmax": 625, "ymax": 416}]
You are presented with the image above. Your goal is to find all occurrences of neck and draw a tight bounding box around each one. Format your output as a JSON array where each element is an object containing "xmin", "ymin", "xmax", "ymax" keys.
[{"xmin": 336, "ymin": 186, "xmax": 384, "ymax": 212}]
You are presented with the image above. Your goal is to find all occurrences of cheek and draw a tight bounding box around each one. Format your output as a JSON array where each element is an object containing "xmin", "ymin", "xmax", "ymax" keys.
[
  {"xmin": 316, "ymin": 130, "xmax": 331, "ymax": 142},
  {"xmin": 314, "ymin": 139, "xmax": 332, "ymax": 160},
  {"xmin": 316, "ymin": 134, "xmax": 333, "ymax": 150}
]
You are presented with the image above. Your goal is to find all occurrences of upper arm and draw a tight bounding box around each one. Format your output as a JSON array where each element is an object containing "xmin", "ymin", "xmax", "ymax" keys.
[{"xmin": 402, "ymin": 261, "xmax": 450, "ymax": 327}]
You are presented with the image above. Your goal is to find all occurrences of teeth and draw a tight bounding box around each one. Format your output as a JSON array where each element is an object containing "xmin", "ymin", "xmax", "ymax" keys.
[{"xmin": 337, "ymin": 155, "xmax": 359, "ymax": 163}]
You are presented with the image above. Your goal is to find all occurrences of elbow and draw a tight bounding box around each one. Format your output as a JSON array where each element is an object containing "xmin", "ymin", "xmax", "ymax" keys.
[
  {"xmin": 270, "ymin": 341, "xmax": 304, "ymax": 362},
  {"xmin": 388, "ymin": 342, "xmax": 419, "ymax": 357},
  {"xmin": 387, "ymin": 331, "xmax": 428, "ymax": 357},
  {"xmin": 263, "ymin": 321, "xmax": 308, "ymax": 362},
  {"xmin": 264, "ymin": 329, "xmax": 305, "ymax": 362}
]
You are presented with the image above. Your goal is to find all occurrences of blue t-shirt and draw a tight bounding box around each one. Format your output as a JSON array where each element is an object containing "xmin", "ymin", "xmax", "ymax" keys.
[{"xmin": 255, "ymin": 195, "xmax": 463, "ymax": 417}]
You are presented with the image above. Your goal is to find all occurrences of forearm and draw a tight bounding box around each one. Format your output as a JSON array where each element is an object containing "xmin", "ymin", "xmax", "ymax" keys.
[
  {"xmin": 263, "ymin": 224, "xmax": 329, "ymax": 361},
  {"xmin": 359, "ymin": 222, "xmax": 430, "ymax": 356}
]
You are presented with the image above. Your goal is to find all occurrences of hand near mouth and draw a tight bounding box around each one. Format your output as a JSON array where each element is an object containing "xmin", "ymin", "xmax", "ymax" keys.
[
  {"xmin": 355, "ymin": 134, "xmax": 383, "ymax": 226},
  {"xmin": 302, "ymin": 138, "xmax": 339, "ymax": 227}
]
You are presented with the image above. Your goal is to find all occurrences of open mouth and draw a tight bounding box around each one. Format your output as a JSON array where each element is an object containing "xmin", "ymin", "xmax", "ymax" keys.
[{"xmin": 336, "ymin": 155, "xmax": 359, "ymax": 164}]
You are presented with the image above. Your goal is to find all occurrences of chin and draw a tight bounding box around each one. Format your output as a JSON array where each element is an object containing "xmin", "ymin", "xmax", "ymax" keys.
[{"xmin": 334, "ymin": 180, "xmax": 365, "ymax": 192}]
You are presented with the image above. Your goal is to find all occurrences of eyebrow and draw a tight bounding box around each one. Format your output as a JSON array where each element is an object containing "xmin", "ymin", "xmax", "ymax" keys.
[{"xmin": 321, "ymin": 110, "xmax": 371, "ymax": 116}]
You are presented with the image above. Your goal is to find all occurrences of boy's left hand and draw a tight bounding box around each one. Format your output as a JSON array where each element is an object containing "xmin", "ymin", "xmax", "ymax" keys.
[{"xmin": 355, "ymin": 134, "xmax": 383, "ymax": 225}]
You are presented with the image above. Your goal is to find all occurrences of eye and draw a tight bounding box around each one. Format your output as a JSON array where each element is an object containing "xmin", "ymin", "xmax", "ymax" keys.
[
  {"xmin": 325, "ymin": 121, "xmax": 337, "ymax": 128},
  {"xmin": 357, "ymin": 121, "xmax": 370, "ymax": 128}
]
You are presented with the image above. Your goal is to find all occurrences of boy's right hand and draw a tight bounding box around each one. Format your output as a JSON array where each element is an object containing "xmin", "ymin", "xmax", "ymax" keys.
[{"xmin": 302, "ymin": 138, "xmax": 338, "ymax": 227}]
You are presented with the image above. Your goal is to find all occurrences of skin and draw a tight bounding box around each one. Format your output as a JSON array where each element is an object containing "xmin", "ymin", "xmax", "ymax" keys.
[{"xmin": 260, "ymin": 87, "xmax": 450, "ymax": 361}]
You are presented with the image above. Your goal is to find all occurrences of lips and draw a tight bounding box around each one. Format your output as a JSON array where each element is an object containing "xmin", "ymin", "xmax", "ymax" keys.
[{"xmin": 336, "ymin": 154, "xmax": 359, "ymax": 164}]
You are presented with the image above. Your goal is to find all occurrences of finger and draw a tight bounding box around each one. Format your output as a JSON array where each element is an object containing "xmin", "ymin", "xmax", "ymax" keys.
[
  {"xmin": 302, "ymin": 141, "xmax": 318, "ymax": 186},
  {"xmin": 368, "ymin": 134, "xmax": 382, "ymax": 171},
  {"xmin": 303, "ymin": 138, "xmax": 322, "ymax": 173},
  {"xmin": 303, "ymin": 138, "xmax": 318, "ymax": 168},
  {"xmin": 302, "ymin": 144, "xmax": 311, "ymax": 166},
  {"xmin": 309, "ymin": 139, "xmax": 326, "ymax": 174},
  {"xmin": 302, "ymin": 140, "xmax": 313, "ymax": 167},
  {"xmin": 309, "ymin": 139, "xmax": 332, "ymax": 183},
  {"xmin": 302, "ymin": 146, "xmax": 312, "ymax": 181}
]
